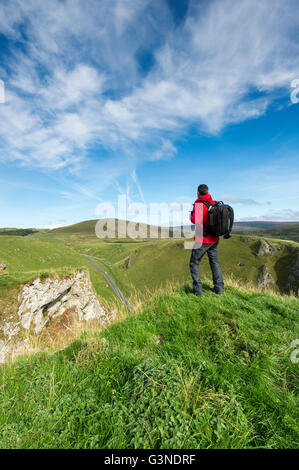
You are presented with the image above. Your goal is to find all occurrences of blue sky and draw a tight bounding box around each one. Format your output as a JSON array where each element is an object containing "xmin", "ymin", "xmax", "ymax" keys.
[{"xmin": 0, "ymin": 0, "xmax": 299, "ymax": 228}]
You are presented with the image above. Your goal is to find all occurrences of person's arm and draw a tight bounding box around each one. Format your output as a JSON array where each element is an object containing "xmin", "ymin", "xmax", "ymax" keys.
[
  {"xmin": 190, "ymin": 203, "xmax": 196, "ymax": 224},
  {"xmin": 190, "ymin": 199, "xmax": 198, "ymax": 223}
]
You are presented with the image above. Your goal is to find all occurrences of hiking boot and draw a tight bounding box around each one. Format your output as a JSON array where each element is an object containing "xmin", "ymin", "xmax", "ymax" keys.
[
  {"xmin": 210, "ymin": 287, "xmax": 223, "ymax": 295},
  {"xmin": 193, "ymin": 290, "xmax": 203, "ymax": 297}
]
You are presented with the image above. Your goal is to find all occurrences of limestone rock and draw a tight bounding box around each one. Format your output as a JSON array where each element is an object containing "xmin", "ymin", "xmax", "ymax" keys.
[
  {"xmin": 0, "ymin": 271, "xmax": 111, "ymax": 363},
  {"xmin": 17, "ymin": 271, "xmax": 106, "ymax": 334},
  {"xmin": 258, "ymin": 266, "xmax": 275, "ymax": 288},
  {"xmin": 257, "ymin": 240, "xmax": 276, "ymax": 256}
]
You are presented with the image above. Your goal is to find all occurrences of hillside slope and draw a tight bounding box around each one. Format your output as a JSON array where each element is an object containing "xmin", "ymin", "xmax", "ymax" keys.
[
  {"xmin": 0, "ymin": 234, "xmax": 298, "ymax": 314},
  {"xmin": 257, "ymin": 224, "xmax": 299, "ymax": 244},
  {"xmin": 77, "ymin": 236, "xmax": 299, "ymax": 298},
  {"xmin": 233, "ymin": 223, "xmax": 299, "ymax": 243},
  {"xmin": 0, "ymin": 284, "xmax": 298, "ymax": 449},
  {"xmin": 44, "ymin": 218, "xmax": 192, "ymax": 240}
]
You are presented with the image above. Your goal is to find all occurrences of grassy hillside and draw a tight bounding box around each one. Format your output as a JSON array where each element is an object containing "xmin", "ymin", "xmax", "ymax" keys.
[
  {"xmin": 0, "ymin": 229, "xmax": 38, "ymax": 237},
  {"xmin": 0, "ymin": 233, "xmax": 298, "ymax": 319},
  {"xmin": 75, "ymin": 236, "xmax": 299, "ymax": 299},
  {"xmin": 233, "ymin": 221, "xmax": 297, "ymax": 230},
  {"xmin": 233, "ymin": 223, "xmax": 299, "ymax": 243},
  {"xmin": 44, "ymin": 218, "xmax": 191, "ymax": 241},
  {"xmin": 0, "ymin": 236, "xmax": 124, "ymax": 307},
  {"xmin": 0, "ymin": 283, "xmax": 298, "ymax": 449},
  {"xmin": 256, "ymin": 224, "xmax": 299, "ymax": 244},
  {"xmin": 0, "ymin": 236, "xmax": 85, "ymax": 273}
]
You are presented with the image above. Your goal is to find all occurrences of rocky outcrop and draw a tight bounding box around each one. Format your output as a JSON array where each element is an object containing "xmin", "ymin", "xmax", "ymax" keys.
[
  {"xmin": 18, "ymin": 271, "xmax": 106, "ymax": 334},
  {"xmin": 257, "ymin": 240, "xmax": 277, "ymax": 256},
  {"xmin": 0, "ymin": 263, "xmax": 7, "ymax": 274},
  {"xmin": 0, "ymin": 271, "xmax": 113, "ymax": 363},
  {"xmin": 258, "ymin": 266, "xmax": 275, "ymax": 288}
]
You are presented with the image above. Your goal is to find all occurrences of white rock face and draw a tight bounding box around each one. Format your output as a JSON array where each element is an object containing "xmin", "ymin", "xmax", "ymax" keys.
[
  {"xmin": 257, "ymin": 240, "xmax": 277, "ymax": 256},
  {"xmin": 258, "ymin": 266, "xmax": 275, "ymax": 288},
  {"xmin": 0, "ymin": 271, "xmax": 111, "ymax": 363},
  {"xmin": 17, "ymin": 271, "xmax": 106, "ymax": 334}
]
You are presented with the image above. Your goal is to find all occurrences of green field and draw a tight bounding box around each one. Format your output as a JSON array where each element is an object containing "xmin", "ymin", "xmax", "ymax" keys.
[
  {"xmin": 0, "ymin": 283, "xmax": 298, "ymax": 448},
  {"xmin": 76, "ymin": 236, "xmax": 298, "ymax": 300},
  {"xmin": 233, "ymin": 223, "xmax": 299, "ymax": 243}
]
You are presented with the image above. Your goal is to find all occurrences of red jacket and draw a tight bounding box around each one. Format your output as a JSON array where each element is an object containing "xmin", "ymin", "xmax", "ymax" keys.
[{"xmin": 190, "ymin": 193, "xmax": 220, "ymax": 244}]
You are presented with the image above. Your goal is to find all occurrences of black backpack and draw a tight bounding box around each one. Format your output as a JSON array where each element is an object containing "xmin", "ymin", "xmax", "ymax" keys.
[{"xmin": 200, "ymin": 201, "xmax": 234, "ymax": 239}]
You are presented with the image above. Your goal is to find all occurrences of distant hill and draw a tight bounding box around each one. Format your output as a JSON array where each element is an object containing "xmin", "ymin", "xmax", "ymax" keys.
[
  {"xmin": 175, "ymin": 221, "xmax": 298, "ymax": 232},
  {"xmin": 49, "ymin": 218, "xmax": 193, "ymax": 239},
  {"xmin": 233, "ymin": 222, "xmax": 299, "ymax": 243},
  {"xmin": 50, "ymin": 219, "xmax": 99, "ymax": 234},
  {"xmin": 254, "ymin": 224, "xmax": 299, "ymax": 243},
  {"xmin": 233, "ymin": 221, "xmax": 298, "ymax": 231},
  {"xmin": 0, "ymin": 228, "xmax": 38, "ymax": 237}
]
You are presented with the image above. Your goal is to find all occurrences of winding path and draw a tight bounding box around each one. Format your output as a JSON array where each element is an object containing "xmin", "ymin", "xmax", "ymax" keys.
[{"xmin": 82, "ymin": 255, "xmax": 135, "ymax": 311}]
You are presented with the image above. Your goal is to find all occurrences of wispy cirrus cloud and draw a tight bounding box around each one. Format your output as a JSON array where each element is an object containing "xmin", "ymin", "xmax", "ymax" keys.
[
  {"xmin": 218, "ymin": 194, "xmax": 261, "ymax": 206},
  {"xmin": 0, "ymin": 0, "xmax": 298, "ymax": 176},
  {"xmin": 241, "ymin": 210, "xmax": 299, "ymax": 222}
]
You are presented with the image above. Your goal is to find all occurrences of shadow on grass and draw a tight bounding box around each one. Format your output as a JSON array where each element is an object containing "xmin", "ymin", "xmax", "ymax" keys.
[
  {"xmin": 181, "ymin": 281, "xmax": 212, "ymax": 295},
  {"xmin": 54, "ymin": 339, "xmax": 84, "ymax": 363}
]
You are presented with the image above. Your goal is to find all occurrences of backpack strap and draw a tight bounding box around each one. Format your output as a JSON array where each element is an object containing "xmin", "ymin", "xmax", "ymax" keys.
[
  {"xmin": 197, "ymin": 201, "xmax": 212, "ymax": 236},
  {"xmin": 198, "ymin": 200, "xmax": 212, "ymax": 208}
]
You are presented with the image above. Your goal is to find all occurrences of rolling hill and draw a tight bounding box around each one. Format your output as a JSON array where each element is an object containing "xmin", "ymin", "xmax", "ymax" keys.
[
  {"xmin": 233, "ymin": 223, "xmax": 299, "ymax": 243},
  {"xmin": 233, "ymin": 221, "xmax": 298, "ymax": 230},
  {"xmin": 253, "ymin": 224, "xmax": 299, "ymax": 244},
  {"xmin": 49, "ymin": 218, "xmax": 192, "ymax": 239}
]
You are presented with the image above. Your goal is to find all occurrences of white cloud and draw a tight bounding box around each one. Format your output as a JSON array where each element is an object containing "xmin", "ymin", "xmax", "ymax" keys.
[
  {"xmin": 242, "ymin": 210, "xmax": 299, "ymax": 222},
  {"xmin": 0, "ymin": 0, "xmax": 298, "ymax": 171},
  {"xmin": 219, "ymin": 194, "xmax": 260, "ymax": 205}
]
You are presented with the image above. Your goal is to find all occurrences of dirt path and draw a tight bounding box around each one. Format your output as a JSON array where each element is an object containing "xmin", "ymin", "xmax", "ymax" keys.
[{"xmin": 82, "ymin": 255, "xmax": 135, "ymax": 311}]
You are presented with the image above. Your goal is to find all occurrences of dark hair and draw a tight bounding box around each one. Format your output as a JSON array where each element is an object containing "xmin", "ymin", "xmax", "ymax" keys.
[{"xmin": 197, "ymin": 184, "xmax": 209, "ymax": 195}]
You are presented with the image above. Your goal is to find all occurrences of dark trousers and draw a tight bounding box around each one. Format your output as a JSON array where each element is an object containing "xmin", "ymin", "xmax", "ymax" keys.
[{"xmin": 189, "ymin": 241, "xmax": 224, "ymax": 295}]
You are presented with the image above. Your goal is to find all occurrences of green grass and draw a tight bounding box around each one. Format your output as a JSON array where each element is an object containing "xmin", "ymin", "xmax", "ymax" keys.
[
  {"xmin": 0, "ymin": 283, "xmax": 298, "ymax": 449},
  {"xmin": 0, "ymin": 229, "xmax": 38, "ymax": 237},
  {"xmin": 0, "ymin": 237, "xmax": 125, "ymax": 309},
  {"xmin": 258, "ymin": 224, "xmax": 299, "ymax": 244},
  {"xmin": 72, "ymin": 236, "xmax": 299, "ymax": 300},
  {"xmin": 1, "ymin": 234, "xmax": 298, "ymax": 313},
  {"xmin": 233, "ymin": 224, "xmax": 299, "ymax": 243},
  {"xmin": 0, "ymin": 236, "xmax": 86, "ymax": 273}
]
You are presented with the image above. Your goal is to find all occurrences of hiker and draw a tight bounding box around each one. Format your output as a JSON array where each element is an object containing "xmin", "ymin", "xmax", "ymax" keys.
[{"xmin": 189, "ymin": 184, "xmax": 224, "ymax": 297}]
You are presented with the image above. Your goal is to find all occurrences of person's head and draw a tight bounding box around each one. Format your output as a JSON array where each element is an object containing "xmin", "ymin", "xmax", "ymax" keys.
[{"xmin": 197, "ymin": 184, "xmax": 209, "ymax": 197}]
